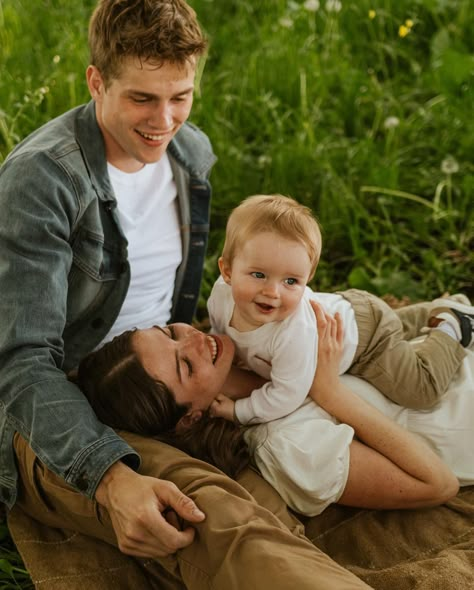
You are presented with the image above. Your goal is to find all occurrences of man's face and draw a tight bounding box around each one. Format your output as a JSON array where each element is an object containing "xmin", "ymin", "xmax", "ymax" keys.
[{"xmin": 87, "ymin": 58, "xmax": 195, "ymax": 172}]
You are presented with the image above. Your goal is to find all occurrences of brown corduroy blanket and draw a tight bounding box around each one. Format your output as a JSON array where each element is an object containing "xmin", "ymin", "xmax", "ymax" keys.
[{"xmin": 7, "ymin": 484, "xmax": 474, "ymax": 590}]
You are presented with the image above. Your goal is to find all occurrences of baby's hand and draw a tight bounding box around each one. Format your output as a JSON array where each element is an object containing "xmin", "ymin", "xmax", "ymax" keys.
[{"xmin": 210, "ymin": 393, "xmax": 237, "ymax": 423}]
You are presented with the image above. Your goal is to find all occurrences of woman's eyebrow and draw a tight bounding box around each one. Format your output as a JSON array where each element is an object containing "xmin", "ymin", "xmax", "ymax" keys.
[{"xmin": 154, "ymin": 326, "xmax": 182, "ymax": 382}]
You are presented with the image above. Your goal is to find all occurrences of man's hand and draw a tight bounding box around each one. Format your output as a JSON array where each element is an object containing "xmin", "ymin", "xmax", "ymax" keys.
[
  {"xmin": 210, "ymin": 393, "xmax": 237, "ymax": 422},
  {"xmin": 95, "ymin": 461, "xmax": 205, "ymax": 558}
]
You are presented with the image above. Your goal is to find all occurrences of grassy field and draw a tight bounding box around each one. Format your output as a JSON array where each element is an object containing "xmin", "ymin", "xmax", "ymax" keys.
[{"xmin": 0, "ymin": 0, "xmax": 473, "ymax": 585}]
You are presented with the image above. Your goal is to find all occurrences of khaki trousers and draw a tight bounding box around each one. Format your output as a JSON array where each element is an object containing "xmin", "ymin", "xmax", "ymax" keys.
[
  {"xmin": 342, "ymin": 290, "xmax": 466, "ymax": 409},
  {"xmin": 13, "ymin": 431, "xmax": 371, "ymax": 590}
]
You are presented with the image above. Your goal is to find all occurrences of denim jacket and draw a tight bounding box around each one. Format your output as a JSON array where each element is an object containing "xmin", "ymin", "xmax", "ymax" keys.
[{"xmin": 0, "ymin": 100, "xmax": 216, "ymax": 508}]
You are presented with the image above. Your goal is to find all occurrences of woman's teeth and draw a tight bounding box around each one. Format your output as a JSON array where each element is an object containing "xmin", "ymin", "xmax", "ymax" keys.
[{"xmin": 207, "ymin": 335, "xmax": 218, "ymax": 362}]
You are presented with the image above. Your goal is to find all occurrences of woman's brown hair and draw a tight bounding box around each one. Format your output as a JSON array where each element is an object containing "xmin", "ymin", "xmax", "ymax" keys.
[{"xmin": 76, "ymin": 330, "xmax": 249, "ymax": 478}]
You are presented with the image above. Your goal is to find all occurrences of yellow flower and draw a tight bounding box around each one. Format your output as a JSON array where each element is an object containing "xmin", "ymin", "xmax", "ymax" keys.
[
  {"xmin": 405, "ymin": 19, "xmax": 414, "ymax": 28},
  {"xmin": 398, "ymin": 24, "xmax": 410, "ymax": 38},
  {"xmin": 368, "ymin": 9, "xmax": 376, "ymax": 19}
]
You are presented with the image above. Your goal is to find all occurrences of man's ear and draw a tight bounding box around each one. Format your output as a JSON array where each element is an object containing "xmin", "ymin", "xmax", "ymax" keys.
[
  {"xmin": 218, "ymin": 256, "xmax": 232, "ymax": 285},
  {"xmin": 176, "ymin": 409, "xmax": 203, "ymax": 433},
  {"xmin": 86, "ymin": 65, "xmax": 105, "ymax": 101}
]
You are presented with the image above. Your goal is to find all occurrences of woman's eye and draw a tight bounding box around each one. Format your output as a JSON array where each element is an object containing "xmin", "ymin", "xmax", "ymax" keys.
[
  {"xmin": 251, "ymin": 272, "xmax": 265, "ymax": 279},
  {"xmin": 184, "ymin": 358, "xmax": 193, "ymax": 377},
  {"xmin": 285, "ymin": 278, "xmax": 298, "ymax": 285},
  {"xmin": 168, "ymin": 325, "xmax": 176, "ymax": 340}
]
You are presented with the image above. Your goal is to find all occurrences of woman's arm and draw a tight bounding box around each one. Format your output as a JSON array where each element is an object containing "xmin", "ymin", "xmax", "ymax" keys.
[{"xmin": 309, "ymin": 301, "xmax": 459, "ymax": 510}]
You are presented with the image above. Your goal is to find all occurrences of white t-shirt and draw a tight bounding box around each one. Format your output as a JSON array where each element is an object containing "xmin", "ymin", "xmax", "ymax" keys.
[
  {"xmin": 245, "ymin": 342, "xmax": 474, "ymax": 516},
  {"xmin": 207, "ymin": 277, "xmax": 359, "ymax": 425},
  {"xmin": 100, "ymin": 156, "xmax": 181, "ymax": 345}
]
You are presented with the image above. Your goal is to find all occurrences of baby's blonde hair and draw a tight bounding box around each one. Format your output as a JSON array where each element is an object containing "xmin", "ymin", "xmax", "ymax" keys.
[{"xmin": 221, "ymin": 194, "xmax": 322, "ymax": 280}]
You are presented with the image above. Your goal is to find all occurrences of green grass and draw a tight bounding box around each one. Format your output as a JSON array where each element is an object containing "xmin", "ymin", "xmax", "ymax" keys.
[{"xmin": 1, "ymin": 0, "xmax": 473, "ymax": 584}]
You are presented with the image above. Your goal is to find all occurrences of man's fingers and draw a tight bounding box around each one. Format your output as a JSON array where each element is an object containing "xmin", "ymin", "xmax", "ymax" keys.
[{"xmin": 164, "ymin": 485, "xmax": 206, "ymax": 524}]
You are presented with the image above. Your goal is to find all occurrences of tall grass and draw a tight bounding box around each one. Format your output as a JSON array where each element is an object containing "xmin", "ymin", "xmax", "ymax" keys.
[{"xmin": 0, "ymin": 0, "xmax": 473, "ymax": 585}]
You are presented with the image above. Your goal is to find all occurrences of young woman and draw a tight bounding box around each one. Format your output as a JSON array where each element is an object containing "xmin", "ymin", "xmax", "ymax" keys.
[{"xmin": 76, "ymin": 300, "xmax": 473, "ymax": 516}]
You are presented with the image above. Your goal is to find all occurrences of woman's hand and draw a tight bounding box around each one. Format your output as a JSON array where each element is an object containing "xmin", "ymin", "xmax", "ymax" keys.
[{"xmin": 309, "ymin": 301, "xmax": 344, "ymax": 407}]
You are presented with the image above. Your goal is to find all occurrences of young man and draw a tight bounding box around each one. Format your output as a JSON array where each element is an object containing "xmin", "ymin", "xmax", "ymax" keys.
[{"xmin": 0, "ymin": 1, "xmax": 370, "ymax": 588}]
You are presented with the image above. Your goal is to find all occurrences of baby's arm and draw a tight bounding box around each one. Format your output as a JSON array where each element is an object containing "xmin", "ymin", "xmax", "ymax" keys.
[{"xmin": 233, "ymin": 320, "xmax": 318, "ymax": 425}]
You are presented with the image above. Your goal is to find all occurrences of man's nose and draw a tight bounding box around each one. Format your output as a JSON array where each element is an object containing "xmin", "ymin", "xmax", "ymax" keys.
[{"xmin": 148, "ymin": 102, "xmax": 173, "ymax": 129}]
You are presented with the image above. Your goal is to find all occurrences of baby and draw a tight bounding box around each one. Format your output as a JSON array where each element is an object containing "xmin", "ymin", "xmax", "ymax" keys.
[{"xmin": 208, "ymin": 194, "xmax": 474, "ymax": 424}]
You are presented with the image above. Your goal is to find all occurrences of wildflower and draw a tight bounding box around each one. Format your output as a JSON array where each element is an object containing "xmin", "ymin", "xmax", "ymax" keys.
[
  {"xmin": 304, "ymin": 0, "xmax": 320, "ymax": 11},
  {"xmin": 405, "ymin": 19, "xmax": 414, "ymax": 28},
  {"xmin": 383, "ymin": 116, "xmax": 400, "ymax": 130},
  {"xmin": 326, "ymin": 0, "xmax": 342, "ymax": 13},
  {"xmin": 398, "ymin": 24, "xmax": 410, "ymax": 38},
  {"xmin": 368, "ymin": 9, "xmax": 376, "ymax": 19},
  {"xmin": 52, "ymin": 55, "xmax": 61, "ymax": 64},
  {"xmin": 441, "ymin": 156, "xmax": 459, "ymax": 175},
  {"xmin": 257, "ymin": 154, "xmax": 272, "ymax": 168},
  {"xmin": 279, "ymin": 16, "xmax": 294, "ymax": 28}
]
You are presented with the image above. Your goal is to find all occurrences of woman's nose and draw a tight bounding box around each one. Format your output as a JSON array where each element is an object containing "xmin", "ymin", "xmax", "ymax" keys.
[{"xmin": 180, "ymin": 329, "xmax": 205, "ymax": 353}]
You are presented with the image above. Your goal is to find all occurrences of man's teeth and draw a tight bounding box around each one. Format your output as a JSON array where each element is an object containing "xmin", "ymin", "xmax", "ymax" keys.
[
  {"xmin": 139, "ymin": 131, "xmax": 165, "ymax": 141},
  {"xmin": 207, "ymin": 335, "xmax": 218, "ymax": 362}
]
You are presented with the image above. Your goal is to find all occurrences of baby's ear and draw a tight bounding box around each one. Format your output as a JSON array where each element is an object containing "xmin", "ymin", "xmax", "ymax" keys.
[
  {"xmin": 218, "ymin": 257, "xmax": 232, "ymax": 284},
  {"xmin": 176, "ymin": 409, "xmax": 203, "ymax": 433}
]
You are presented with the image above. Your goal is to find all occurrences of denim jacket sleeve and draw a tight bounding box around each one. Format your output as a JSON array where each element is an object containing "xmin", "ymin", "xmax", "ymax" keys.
[{"xmin": 0, "ymin": 143, "xmax": 139, "ymax": 508}]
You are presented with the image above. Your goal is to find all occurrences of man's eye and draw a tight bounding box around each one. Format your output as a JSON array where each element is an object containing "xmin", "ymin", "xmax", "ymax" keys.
[
  {"xmin": 251, "ymin": 272, "xmax": 265, "ymax": 279},
  {"xmin": 168, "ymin": 325, "xmax": 176, "ymax": 339},
  {"xmin": 285, "ymin": 278, "xmax": 298, "ymax": 285}
]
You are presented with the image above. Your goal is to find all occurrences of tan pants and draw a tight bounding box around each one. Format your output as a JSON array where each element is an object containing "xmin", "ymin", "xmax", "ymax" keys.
[
  {"xmin": 13, "ymin": 431, "xmax": 371, "ymax": 590},
  {"xmin": 342, "ymin": 290, "xmax": 466, "ymax": 409}
]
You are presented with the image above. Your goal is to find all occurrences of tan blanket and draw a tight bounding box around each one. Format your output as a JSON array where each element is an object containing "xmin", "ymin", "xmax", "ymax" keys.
[{"xmin": 7, "ymin": 485, "xmax": 474, "ymax": 589}]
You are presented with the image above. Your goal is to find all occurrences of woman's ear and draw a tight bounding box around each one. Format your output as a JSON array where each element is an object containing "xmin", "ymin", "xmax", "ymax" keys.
[
  {"xmin": 176, "ymin": 409, "xmax": 203, "ymax": 433},
  {"xmin": 218, "ymin": 257, "xmax": 232, "ymax": 285}
]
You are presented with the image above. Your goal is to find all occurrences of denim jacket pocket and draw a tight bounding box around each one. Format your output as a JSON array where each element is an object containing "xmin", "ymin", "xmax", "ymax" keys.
[{"xmin": 66, "ymin": 228, "xmax": 125, "ymax": 328}]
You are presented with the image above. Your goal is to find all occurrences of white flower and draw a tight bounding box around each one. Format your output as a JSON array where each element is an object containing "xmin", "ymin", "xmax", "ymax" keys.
[
  {"xmin": 441, "ymin": 156, "xmax": 459, "ymax": 175},
  {"xmin": 279, "ymin": 16, "xmax": 294, "ymax": 28},
  {"xmin": 304, "ymin": 0, "xmax": 320, "ymax": 11},
  {"xmin": 326, "ymin": 0, "xmax": 342, "ymax": 12},
  {"xmin": 52, "ymin": 55, "xmax": 61, "ymax": 64},
  {"xmin": 383, "ymin": 116, "xmax": 400, "ymax": 130},
  {"xmin": 257, "ymin": 154, "xmax": 272, "ymax": 168}
]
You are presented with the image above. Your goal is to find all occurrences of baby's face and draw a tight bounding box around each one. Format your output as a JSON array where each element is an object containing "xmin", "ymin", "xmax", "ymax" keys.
[{"xmin": 223, "ymin": 232, "xmax": 312, "ymax": 331}]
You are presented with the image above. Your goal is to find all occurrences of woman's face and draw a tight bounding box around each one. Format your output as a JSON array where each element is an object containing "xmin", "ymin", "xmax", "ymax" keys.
[{"xmin": 133, "ymin": 323, "xmax": 235, "ymax": 411}]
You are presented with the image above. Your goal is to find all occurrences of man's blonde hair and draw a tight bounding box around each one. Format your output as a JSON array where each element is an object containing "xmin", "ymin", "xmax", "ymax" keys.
[
  {"xmin": 89, "ymin": 0, "xmax": 208, "ymax": 86},
  {"xmin": 221, "ymin": 194, "xmax": 322, "ymax": 280}
]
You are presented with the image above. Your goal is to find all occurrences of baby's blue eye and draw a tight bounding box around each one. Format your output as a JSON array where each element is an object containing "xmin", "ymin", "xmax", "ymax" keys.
[
  {"xmin": 251, "ymin": 272, "xmax": 265, "ymax": 279},
  {"xmin": 285, "ymin": 278, "xmax": 298, "ymax": 285}
]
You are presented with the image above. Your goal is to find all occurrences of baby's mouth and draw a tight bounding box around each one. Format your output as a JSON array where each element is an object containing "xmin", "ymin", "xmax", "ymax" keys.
[{"xmin": 256, "ymin": 302, "xmax": 275, "ymax": 312}]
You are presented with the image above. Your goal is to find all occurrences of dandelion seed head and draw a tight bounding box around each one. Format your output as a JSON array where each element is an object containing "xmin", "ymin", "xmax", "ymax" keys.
[
  {"xmin": 441, "ymin": 156, "xmax": 459, "ymax": 175},
  {"xmin": 257, "ymin": 154, "xmax": 272, "ymax": 168},
  {"xmin": 326, "ymin": 0, "xmax": 342, "ymax": 13},
  {"xmin": 304, "ymin": 0, "xmax": 320, "ymax": 12},
  {"xmin": 383, "ymin": 116, "xmax": 400, "ymax": 129},
  {"xmin": 279, "ymin": 16, "xmax": 294, "ymax": 29},
  {"xmin": 53, "ymin": 55, "xmax": 61, "ymax": 64}
]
